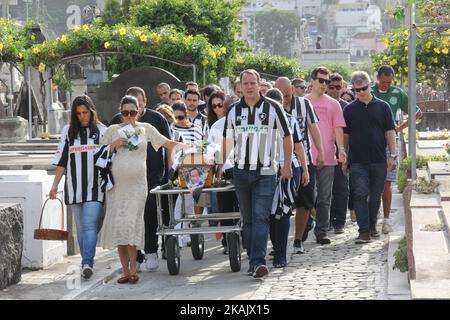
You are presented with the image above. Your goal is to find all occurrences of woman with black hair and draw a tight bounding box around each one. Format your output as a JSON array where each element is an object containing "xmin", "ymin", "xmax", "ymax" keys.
[
  {"xmin": 207, "ymin": 92, "xmax": 240, "ymax": 254},
  {"xmin": 50, "ymin": 95, "xmax": 106, "ymax": 280},
  {"xmin": 100, "ymin": 95, "xmax": 186, "ymax": 284}
]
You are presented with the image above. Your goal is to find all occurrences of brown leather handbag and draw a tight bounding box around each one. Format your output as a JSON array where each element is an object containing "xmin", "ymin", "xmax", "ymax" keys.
[{"xmin": 34, "ymin": 197, "xmax": 68, "ymax": 241}]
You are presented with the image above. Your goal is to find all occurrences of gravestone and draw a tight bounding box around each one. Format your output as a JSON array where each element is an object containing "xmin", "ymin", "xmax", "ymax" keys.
[
  {"xmin": 417, "ymin": 112, "xmax": 450, "ymax": 131},
  {"xmin": 94, "ymin": 66, "xmax": 186, "ymax": 123},
  {"xmin": 0, "ymin": 117, "xmax": 28, "ymax": 142},
  {"xmin": 416, "ymin": 140, "xmax": 448, "ymax": 149},
  {"xmin": 0, "ymin": 203, "xmax": 23, "ymax": 289},
  {"xmin": 427, "ymin": 161, "xmax": 450, "ymax": 179},
  {"xmin": 0, "ymin": 97, "xmax": 5, "ymax": 118}
]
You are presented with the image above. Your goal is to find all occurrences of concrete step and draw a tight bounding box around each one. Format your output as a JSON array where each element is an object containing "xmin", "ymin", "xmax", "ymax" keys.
[
  {"xmin": 410, "ymin": 190, "xmax": 441, "ymax": 208},
  {"xmin": 440, "ymin": 201, "xmax": 450, "ymax": 243},
  {"xmin": 0, "ymin": 156, "xmax": 54, "ymax": 171},
  {"xmin": 410, "ymin": 280, "xmax": 450, "ymax": 299},
  {"xmin": 409, "ymin": 205, "xmax": 450, "ymax": 299},
  {"xmin": 436, "ymin": 177, "xmax": 450, "ymax": 201},
  {"xmin": 427, "ymin": 161, "xmax": 450, "ymax": 180},
  {"xmin": 0, "ymin": 142, "xmax": 58, "ymax": 152}
]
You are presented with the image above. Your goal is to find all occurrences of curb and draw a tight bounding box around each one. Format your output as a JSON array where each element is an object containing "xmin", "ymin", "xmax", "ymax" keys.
[{"xmin": 63, "ymin": 265, "xmax": 122, "ymax": 300}]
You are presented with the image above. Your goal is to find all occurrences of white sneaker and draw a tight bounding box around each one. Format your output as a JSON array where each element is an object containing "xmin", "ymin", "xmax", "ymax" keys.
[
  {"xmin": 82, "ymin": 264, "xmax": 93, "ymax": 280},
  {"xmin": 145, "ymin": 253, "xmax": 159, "ymax": 271},
  {"xmin": 382, "ymin": 221, "xmax": 393, "ymax": 234}
]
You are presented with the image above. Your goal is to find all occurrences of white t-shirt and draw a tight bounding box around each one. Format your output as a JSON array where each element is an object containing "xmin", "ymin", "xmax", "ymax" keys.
[{"xmin": 208, "ymin": 117, "xmax": 233, "ymax": 170}]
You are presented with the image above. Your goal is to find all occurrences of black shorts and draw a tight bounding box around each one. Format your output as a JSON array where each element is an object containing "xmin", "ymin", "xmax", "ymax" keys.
[{"xmin": 295, "ymin": 164, "xmax": 316, "ymax": 210}]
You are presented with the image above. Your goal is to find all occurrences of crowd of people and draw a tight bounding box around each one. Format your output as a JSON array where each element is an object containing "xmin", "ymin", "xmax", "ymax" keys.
[{"xmin": 49, "ymin": 64, "xmax": 420, "ymax": 283}]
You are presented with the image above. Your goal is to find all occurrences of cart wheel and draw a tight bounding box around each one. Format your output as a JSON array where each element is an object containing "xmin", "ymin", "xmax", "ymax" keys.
[
  {"xmin": 190, "ymin": 234, "xmax": 204, "ymax": 260},
  {"xmin": 165, "ymin": 236, "xmax": 180, "ymax": 275},
  {"xmin": 227, "ymin": 232, "xmax": 241, "ymax": 272}
]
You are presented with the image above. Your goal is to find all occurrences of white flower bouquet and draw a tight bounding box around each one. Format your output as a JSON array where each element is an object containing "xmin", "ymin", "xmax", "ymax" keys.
[{"xmin": 117, "ymin": 124, "xmax": 145, "ymax": 151}]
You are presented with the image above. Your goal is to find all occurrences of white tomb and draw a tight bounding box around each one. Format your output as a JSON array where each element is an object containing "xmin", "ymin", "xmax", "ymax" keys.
[{"xmin": 0, "ymin": 170, "xmax": 66, "ymax": 269}]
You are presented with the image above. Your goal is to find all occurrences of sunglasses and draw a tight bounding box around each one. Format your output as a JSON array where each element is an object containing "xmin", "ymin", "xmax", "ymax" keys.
[
  {"xmin": 175, "ymin": 115, "xmax": 186, "ymax": 121},
  {"xmin": 121, "ymin": 110, "xmax": 138, "ymax": 117},
  {"xmin": 353, "ymin": 85, "xmax": 369, "ymax": 93},
  {"xmin": 211, "ymin": 103, "xmax": 224, "ymax": 109},
  {"xmin": 295, "ymin": 85, "xmax": 307, "ymax": 89},
  {"xmin": 328, "ymin": 85, "xmax": 342, "ymax": 91},
  {"xmin": 315, "ymin": 78, "xmax": 331, "ymax": 85}
]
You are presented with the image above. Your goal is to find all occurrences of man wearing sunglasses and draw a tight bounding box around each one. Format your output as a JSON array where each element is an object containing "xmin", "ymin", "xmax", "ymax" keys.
[
  {"xmin": 306, "ymin": 66, "xmax": 347, "ymax": 245},
  {"xmin": 372, "ymin": 65, "xmax": 422, "ymax": 235},
  {"xmin": 326, "ymin": 73, "xmax": 349, "ymax": 235},
  {"xmin": 291, "ymin": 78, "xmax": 307, "ymax": 97},
  {"xmin": 109, "ymin": 87, "xmax": 172, "ymax": 272},
  {"xmin": 342, "ymin": 71, "xmax": 397, "ymax": 244}
]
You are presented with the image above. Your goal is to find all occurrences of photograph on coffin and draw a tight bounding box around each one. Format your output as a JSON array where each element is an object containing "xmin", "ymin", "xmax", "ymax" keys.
[{"xmin": 179, "ymin": 166, "xmax": 210, "ymax": 201}]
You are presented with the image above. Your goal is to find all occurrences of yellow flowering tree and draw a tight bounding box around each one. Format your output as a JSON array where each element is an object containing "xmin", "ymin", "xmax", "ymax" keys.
[
  {"xmin": 371, "ymin": 0, "xmax": 450, "ymax": 98},
  {"xmin": 0, "ymin": 20, "xmax": 226, "ymax": 82},
  {"xmin": 372, "ymin": 26, "xmax": 449, "ymax": 83},
  {"xmin": 0, "ymin": 20, "xmax": 39, "ymax": 63}
]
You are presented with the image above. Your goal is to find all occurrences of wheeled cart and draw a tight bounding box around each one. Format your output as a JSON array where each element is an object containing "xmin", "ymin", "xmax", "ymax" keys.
[{"xmin": 150, "ymin": 183, "xmax": 242, "ymax": 275}]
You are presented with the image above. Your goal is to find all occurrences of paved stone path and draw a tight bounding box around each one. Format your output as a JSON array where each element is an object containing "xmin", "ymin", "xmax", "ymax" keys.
[
  {"xmin": 76, "ymin": 217, "xmax": 389, "ymax": 300},
  {"xmin": 252, "ymin": 221, "xmax": 388, "ymax": 300}
]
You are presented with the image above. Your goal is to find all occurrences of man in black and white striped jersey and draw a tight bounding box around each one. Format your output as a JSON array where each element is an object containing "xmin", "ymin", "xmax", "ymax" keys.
[
  {"xmin": 218, "ymin": 69, "xmax": 293, "ymax": 278},
  {"xmin": 275, "ymin": 77, "xmax": 324, "ymax": 253}
]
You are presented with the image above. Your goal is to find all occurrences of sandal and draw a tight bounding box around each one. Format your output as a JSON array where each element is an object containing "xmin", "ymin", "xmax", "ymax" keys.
[
  {"xmin": 117, "ymin": 275, "xmax": 129, "ymax": 284},
  {"xmin": 128, "ymin": 274, "xmax": 139, "ymax": 284}
]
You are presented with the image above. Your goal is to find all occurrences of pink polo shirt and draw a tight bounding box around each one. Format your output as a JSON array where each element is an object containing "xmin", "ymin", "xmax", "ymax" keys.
[{"xmin": 306, "ymin": 94, "xmax": 346, "ymax": 166}]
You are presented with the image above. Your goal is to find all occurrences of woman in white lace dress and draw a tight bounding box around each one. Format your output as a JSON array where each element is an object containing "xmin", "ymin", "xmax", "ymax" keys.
[{"xmin": 100, "ymin": 95, "xmax": 186, "ymax": 284}]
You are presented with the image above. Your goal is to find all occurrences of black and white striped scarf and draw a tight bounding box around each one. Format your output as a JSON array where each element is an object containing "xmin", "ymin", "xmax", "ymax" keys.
[
  {"xmin": 271, "ymin": 174, "xmax": 297, "ymax": 220},
  {"xmin": 95, "ymin": 144, "xmax": 115, "ymax": 192}
]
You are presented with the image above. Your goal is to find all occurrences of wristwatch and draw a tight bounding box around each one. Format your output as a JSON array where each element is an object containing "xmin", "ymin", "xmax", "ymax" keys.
[{"xmin": 389, "ymin": 153, "xmax": 398, "ymax": 159}]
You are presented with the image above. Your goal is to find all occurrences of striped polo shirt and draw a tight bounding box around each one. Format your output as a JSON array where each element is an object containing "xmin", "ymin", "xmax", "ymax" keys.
[
  {"xmin": 223, "ymin": 96, "xmax": 291, "ymax": 173},
  {"xmin": 287, "ymin": 95, "xmax": 319, "ymax": 165},
  {"xmin": 53, "ymin": 124, "xmax": 107, "ymax": 205},
  {"xmin": 171, "ymin": 123, "xmax": 204, "ymax": 145}
]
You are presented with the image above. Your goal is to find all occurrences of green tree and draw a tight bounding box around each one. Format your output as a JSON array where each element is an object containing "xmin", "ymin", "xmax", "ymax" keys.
[
  {"xmin": 129, "ymin": 0, "xmax": 244, "ymax": 47},
  {"xmin": 233, "ymin": 52, "xmax": 306, "ymax": 80},
  {"xmin": 101, "ymin": 0, "xmax": 125, "ymax": 26},
  {"xmin": 128, "ymin": 0, "xmax": 245, "ymax": 79},
  {"xmin": 254, "ymin": 10, "xmax": 301, "ymax": 58}
]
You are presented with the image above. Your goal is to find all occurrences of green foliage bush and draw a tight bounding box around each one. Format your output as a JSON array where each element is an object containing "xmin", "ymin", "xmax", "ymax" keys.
[
  {"xmin": 233, "ymin": 52, "xmax": 306, "ymax": 80},
  {"xmin": 397, "ymin": 155, "xmax": 448, "ymax": 193},
  {"xmin": 393, "ymin": 236, "xmax": 408, "ymax": 273}
]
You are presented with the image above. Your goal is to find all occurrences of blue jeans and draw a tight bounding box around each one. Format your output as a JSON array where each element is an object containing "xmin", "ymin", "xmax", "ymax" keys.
[
  {"xmin": 233, "ymin": 167, "xmax": 276, "ymax": 268},
  {"xmin": 349, "ymin": 163, "xmax": 387, "ymax": 234},
  {"xmin": 71, "ymin": 201, "xmax": 103, "ymax": 268},
  {"xmin": 330, "ymin": 163, "xmax": 349, "ymax": 229}
]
